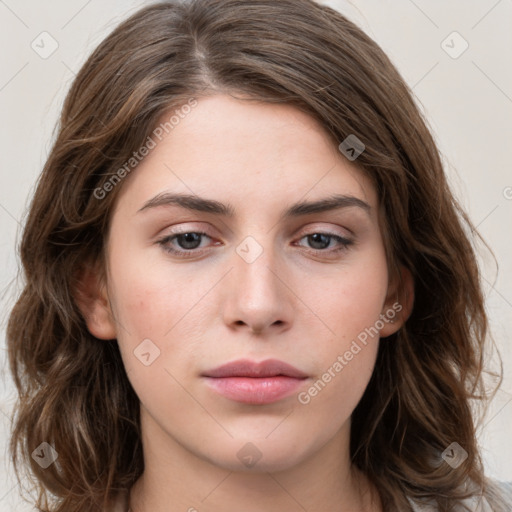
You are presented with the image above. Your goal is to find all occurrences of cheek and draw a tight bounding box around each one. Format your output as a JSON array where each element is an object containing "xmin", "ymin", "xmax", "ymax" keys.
[
  {"xmin": 316, "ymin": 253, "xmax": 389, "ymax": 342},
  {"xmin": 298, "ymin": 343, "xmax": 378, "ymax": 438},
  {"xmin": 298, "ymin": 267, "xmax": 386, "ymax": 419},
  {"xmin": 111, "ymin": 271, "xmax": 177, "ymax": 338},
  {"xmin": 107, "ymin": 239, "xmax": 206, "ymax": 335},
  {"xmin": 106, "ymin": 248, "xmax": 218, "ymax": 377},
  {"xmin": 302, "ymin": 245, "xmax": 387, "ymax": 401}
]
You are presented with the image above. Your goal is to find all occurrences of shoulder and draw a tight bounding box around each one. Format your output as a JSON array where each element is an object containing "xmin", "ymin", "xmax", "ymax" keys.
[{"xmin": 407, "ymin": 479, "xmax": 512, "ymax": 512}]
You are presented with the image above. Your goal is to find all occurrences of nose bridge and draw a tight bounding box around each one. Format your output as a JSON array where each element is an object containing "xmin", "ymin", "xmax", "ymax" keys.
[
  {"xmin": 224, "ymin": 233, "xmax": 291, "ymax": 332},
  {"xmin": 234, "ymin": 234, "xmax": 280, "ymax": 299}
]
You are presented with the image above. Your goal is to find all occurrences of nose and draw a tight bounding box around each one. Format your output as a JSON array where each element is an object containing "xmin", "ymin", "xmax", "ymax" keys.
[{"xmin": 222, "ymin": 238, "xmax": 294, "ymax": 336}]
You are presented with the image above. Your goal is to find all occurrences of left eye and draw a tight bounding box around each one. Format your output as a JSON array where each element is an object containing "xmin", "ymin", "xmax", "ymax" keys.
[
  {"xmin": 158, "ymin": 231, "xmax": 353, "ymax": 258},
  {"xmin": 295, "ymin": 232, "xmax": 353, "ymax": 253}
]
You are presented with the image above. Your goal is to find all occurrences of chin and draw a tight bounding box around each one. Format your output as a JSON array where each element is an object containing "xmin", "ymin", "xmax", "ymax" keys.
[{"xmin": 200, "ymin": 437, "xmax": 313, "ymax": 474}]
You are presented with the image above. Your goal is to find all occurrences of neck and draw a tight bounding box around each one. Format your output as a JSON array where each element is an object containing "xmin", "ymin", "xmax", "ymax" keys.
[{"xmin": 128, "ymin": 408, "xmax": 382, "ymax": 512}]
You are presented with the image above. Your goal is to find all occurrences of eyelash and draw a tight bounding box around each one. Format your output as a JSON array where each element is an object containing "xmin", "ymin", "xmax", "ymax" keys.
[{"xmin": 157, "ymin": 230, "xmax": 354, "ymax": 259}]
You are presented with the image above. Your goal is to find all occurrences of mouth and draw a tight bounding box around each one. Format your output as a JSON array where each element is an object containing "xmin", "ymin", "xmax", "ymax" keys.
[{"xmin": 201, "ymin": 358, "xmax": 309, "ymax": 405}]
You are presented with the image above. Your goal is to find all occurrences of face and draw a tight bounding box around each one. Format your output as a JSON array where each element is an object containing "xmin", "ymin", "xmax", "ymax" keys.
[{"xmin": 83, "ymin": 94, "xmax": 407, "ymax": 474}]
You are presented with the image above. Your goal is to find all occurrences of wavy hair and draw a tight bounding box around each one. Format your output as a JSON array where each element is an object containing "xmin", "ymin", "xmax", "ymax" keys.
[{"xmin": 6, "ymin": 0, "xmax": 506, "ymax": 510}]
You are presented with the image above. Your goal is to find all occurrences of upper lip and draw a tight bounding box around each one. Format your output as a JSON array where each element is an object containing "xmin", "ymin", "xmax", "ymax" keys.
[{"xmin": 201, "ymin": 358, "xmax": 308, "ymax": 379}]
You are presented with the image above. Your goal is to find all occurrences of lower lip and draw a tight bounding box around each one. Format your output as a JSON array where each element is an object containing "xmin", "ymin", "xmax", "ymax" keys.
[{"xmin": 203, "ymin": 376, "xmax": 307, "ymax": 404}]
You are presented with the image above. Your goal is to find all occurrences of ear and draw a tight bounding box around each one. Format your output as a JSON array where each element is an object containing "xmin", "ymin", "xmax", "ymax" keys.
[
  {"xmin": 72, "ymin": 261, "xmax": 117, "ymax": 340},
  {"xmin": 379, "ymin": 265, "xmax": 414, "ymax": 338}
]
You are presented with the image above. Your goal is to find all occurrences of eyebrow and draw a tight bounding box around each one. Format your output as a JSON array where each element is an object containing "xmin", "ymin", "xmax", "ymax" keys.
[{"xmin": 138, "ymin": 192, "xmax": 371, "ymax": 218}]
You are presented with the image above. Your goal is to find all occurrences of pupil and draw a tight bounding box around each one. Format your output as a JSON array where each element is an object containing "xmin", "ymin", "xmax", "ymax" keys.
[
  {"xmin": 309, "ymin": 233, "xmax": 330, "ymax": 249},
  {"xmin": 178, "ymin": 233, "xmax": 201, "ymax": 249}
]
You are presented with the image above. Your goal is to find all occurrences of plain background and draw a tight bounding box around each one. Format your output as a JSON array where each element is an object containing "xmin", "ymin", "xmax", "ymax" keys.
[{"xmin": 1, "ymin": 1, "xmax": 511, "ymax": 510}]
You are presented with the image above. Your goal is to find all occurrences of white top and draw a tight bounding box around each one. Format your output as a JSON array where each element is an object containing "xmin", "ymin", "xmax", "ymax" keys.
[{"xmin": 111, "ymin": 480, "xmax": 512, "ymax": 511}]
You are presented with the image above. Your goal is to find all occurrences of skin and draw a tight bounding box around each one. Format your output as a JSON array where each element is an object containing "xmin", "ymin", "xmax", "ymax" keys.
[{"xmin": 77, "ymin": 94, "xmax": 413, "ymax": 512}]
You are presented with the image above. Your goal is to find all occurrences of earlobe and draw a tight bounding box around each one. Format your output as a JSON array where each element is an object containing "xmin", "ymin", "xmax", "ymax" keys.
[
  {"xmin": 72, "ymin": 263, "xmax": 117, "ymax": 340},
  {"xmin": 379, "ymin": 265, "xmax": 414, "ymax": 338}
]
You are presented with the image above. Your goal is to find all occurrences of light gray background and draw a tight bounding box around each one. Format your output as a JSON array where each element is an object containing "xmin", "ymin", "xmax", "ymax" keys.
[{"xmin": 1, "ymin": 1, "xmax": 511, "ymax": 510}]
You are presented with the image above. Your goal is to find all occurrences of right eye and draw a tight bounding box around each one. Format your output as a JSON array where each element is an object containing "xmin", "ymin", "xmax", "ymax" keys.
[{"xmin": 158, "ymin": 231, "xmax": 216, "ymax": 258}]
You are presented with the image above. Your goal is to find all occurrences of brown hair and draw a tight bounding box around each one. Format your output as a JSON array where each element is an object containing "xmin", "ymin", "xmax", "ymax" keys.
[{"xmin": 6, "ymin": 0, "xmax": 506, "ymax": 510}]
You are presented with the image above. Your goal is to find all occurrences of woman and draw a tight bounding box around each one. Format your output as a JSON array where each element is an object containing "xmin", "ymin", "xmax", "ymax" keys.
[{"xmin": 7, "ymin": 0, "xmax": 512, "ymax": 511}]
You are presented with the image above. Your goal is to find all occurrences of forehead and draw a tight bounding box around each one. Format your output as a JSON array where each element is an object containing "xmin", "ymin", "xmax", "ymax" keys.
[{"xmin": 112, "ymin": 94, "xmax": 377, "ymax": 217}]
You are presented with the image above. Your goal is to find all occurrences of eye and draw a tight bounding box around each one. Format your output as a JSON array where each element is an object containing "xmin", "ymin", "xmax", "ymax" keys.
[
  {"xmin": 294, "ymin": 232, "xmax": 354, "ymax": 255},
  {"xmin": 158, "ymin": 231, "xmax": 215, "ymax": 258}
]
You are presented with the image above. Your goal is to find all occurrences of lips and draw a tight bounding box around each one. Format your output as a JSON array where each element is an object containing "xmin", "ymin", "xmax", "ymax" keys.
[
  {"xmin": 201, "ymin": 358, "xmax": 308, "ymax": 379},
  {"xmin": 201, "ymin": 359, "xmax": 309, "ymax": 405}
]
